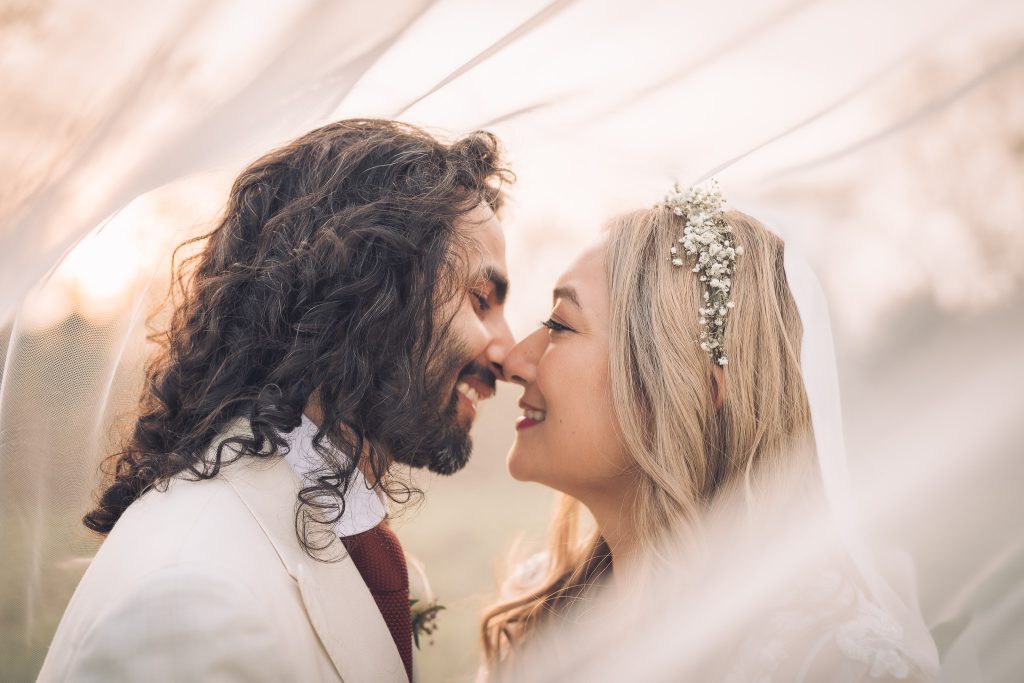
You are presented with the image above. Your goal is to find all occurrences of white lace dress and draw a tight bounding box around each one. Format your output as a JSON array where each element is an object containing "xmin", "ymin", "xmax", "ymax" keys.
[
  {"xmin": 490, "ymin": 553, "xmax": 932, "ymax": 682},
  {"xmin": 723, "ymin": 570, "xmax": 930, "ymax": 683}
]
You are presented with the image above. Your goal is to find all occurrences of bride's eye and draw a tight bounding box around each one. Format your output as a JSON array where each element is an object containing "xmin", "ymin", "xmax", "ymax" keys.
[{"xmin": 541, "ymin": 318, "xmax": 574, "ymax": 333}]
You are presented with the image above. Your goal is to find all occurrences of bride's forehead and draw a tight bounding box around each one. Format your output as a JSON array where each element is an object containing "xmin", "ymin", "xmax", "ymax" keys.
[{"xmin": 556, "ymin": 240, "xmax": 606, "ymax": 287}]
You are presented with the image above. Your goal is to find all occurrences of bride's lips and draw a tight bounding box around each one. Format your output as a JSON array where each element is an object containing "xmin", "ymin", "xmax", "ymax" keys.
[{"xmin": 516, "ymin": 400, "xmax": 547, "ymax": 431}]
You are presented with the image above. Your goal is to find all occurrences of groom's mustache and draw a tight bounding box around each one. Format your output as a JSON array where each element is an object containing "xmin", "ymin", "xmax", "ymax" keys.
[{"xmin": 457, "ymin": 362, "xmax": 497, "ymax": 394}]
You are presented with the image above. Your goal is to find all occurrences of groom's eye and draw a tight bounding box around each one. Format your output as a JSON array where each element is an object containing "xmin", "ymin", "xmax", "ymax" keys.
[
  {"xmin": 471, "ymin": 290, "xmax": 491, "ymax": 312},
  {"xmin": 541, "ymin": 318, "xmax": 573, "ymax": 334}
]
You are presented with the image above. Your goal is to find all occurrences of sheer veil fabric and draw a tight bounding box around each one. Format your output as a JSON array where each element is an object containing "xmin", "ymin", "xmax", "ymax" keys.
[
  {"xmin": 780, "ymin": 232, "xmax": 940, "ymax": 678},
  {"xmin": 2, "ymin": 0, "xmax": 1023, "ymax": 680}
]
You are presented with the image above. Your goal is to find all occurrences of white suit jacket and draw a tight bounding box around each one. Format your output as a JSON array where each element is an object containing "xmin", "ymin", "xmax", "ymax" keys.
[{"xmin": 38, "ymin": 418, "xmax": 408, "ymax": 682}]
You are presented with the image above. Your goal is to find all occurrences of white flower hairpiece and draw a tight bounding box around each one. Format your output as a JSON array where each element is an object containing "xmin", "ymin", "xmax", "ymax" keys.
[{"xmin": 662, "ymin": 179, "xmax": 743, "ymax": 367}]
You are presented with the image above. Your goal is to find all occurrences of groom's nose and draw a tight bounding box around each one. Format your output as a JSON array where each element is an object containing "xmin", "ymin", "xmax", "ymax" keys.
[{"xmin": 483, "ymin": 313, "xmax": 515, "ymax": 381}]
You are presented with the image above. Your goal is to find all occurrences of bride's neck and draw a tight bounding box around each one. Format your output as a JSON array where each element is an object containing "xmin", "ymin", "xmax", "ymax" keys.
[{"xmin": 580, "ymin": 483, "xmax": 641, "ymax": 581}]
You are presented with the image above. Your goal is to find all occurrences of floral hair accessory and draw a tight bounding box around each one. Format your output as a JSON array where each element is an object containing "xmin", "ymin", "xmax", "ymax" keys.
[{"xmin": 662, "ymin": 179, "xmax": 743, "ymax": 366}]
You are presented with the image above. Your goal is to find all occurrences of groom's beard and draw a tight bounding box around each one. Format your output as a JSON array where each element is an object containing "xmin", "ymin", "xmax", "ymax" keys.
[{"xmin": 389, "ymin": 340, "xmax": 496, "ymax": 476}]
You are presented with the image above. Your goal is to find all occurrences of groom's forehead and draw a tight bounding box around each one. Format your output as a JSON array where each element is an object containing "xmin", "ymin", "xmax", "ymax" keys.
[
  {"xmin": 458, "ymin": 202, "xmax": 505, "ymax": 252},
  {"xmin": 458, "ymin": 203, "xmax": 509, "ymax": 297}
]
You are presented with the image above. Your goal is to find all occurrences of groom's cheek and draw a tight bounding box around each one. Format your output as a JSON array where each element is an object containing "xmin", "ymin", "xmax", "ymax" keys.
[{"xmin": 460, "ymin": 309, "xmax": 493, "ymax": 363}]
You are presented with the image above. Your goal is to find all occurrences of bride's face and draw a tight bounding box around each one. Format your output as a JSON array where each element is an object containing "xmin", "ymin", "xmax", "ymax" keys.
[{"xmin": 503, "ymin": 240, "xmax": 631, "ymax": 499}]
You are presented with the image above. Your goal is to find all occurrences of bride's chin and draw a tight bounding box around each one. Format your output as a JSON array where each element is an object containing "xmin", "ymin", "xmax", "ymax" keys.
[{"xmin": 505, "ymin": 446, "xmax": 535, "ymax": 482}]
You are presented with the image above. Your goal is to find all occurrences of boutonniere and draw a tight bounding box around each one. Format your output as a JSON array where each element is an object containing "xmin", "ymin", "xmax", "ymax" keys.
[
  {"xmin": 407, "ymin": 554, "xmax": 445, "ymax": 649},
  {"xmin": 410, "ymin": 598, "xmax": 445, "ymax": 649}
]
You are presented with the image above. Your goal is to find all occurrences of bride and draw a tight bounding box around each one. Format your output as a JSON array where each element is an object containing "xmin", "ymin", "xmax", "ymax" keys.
[{"xmin": 480, "ymin": 183, "xmax": 940, "ymax": 681}]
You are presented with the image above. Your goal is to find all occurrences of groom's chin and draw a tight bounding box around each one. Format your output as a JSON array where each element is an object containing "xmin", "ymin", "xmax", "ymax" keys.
[{"xmin": 423, "ymin": 431, "xmax": 473, "ymax": 476}]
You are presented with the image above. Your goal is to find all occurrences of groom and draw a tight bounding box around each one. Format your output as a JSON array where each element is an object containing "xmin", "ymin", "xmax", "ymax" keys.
[{"xmin": 39, "ymin": 119, "xmax": 514, "ymax": 682}]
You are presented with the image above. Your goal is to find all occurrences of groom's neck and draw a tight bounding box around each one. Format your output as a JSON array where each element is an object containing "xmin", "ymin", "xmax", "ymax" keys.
[{"xmin": 302, "ymin": 400, "xmax": 389, "ymax": 488}]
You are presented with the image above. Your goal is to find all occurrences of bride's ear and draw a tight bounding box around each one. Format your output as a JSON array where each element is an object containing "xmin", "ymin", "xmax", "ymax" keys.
[{"xmin": 711, "ymin": 365, "xmax": 727, "ymax": 411}]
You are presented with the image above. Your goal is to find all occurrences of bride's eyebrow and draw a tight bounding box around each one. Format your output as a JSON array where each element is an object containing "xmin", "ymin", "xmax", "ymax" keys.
[{"xmin": 552, "ymin": 285, "xmax": 581, "ymax": 309}]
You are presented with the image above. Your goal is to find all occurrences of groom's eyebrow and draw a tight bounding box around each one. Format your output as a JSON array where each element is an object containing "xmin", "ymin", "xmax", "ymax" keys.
[
  {"xmin": 553, "ymin": 286, "xmax": 581, "ymax": 309},
  {"xmin": 481, "ymin": 266, "xmax": 508, "ymax": 305}
]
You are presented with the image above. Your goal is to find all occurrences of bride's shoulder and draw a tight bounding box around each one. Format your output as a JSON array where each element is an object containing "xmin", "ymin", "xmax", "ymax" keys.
[
  {"xmin": 725, "ymin": 570, "xmax": 928, "ymax": 682},
  {"xmin": 500, "ymin": 551, "xmax": 551, "ymax": 597}
]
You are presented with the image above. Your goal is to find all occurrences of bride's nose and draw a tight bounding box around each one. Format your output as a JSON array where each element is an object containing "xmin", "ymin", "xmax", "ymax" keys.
[{"xmin": 500, "ymin": 326, "xmax": 547, "ymax": 385}]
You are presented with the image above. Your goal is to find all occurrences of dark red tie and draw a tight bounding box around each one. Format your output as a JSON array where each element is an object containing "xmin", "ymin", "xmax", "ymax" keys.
[{"xmin": 340, "ymin": 522, "xmax": 413, "ymax": 682}]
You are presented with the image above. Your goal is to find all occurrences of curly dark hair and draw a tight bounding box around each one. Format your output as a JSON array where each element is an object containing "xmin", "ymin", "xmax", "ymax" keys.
[{"xmin": 83, "ymin": 118, "xmax": 512, "ymax": 557}]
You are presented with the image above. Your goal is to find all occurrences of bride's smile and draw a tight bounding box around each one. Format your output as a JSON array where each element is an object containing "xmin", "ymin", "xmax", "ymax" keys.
[
  {"xmin": 502, "ymin": 241, "xmax": 634, "ymax": 515},
  {"xmin": 515, "ymin": 399, "xmax": 546, "ymax": 429}
]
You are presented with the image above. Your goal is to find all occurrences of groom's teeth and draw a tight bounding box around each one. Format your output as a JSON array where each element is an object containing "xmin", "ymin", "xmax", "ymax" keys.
[
  {"xmin": 456, "ymin": 382, "xmax": 479, "ymax": 406},
  {"xmin": 524, "ymin": 409, "xmax": 546, "ymax": 422}
]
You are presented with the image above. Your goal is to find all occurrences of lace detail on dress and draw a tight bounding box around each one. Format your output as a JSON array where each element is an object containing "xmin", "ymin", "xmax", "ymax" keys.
[
  {"xmin": 835, "ymin": 600, "xmax": 911, "ymax": 679},
  {"xmin": 724, "ymin": 571, "xmax": 917, "ymax": 682},
  {"xmin": 501, "ymin": 551, "xmax": 550, "ymax": 598}
]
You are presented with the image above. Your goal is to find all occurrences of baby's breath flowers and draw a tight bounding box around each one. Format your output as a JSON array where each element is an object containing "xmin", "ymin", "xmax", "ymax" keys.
[{"xmin": 663, "ymin": 179, "xmax": 742, "ymax": 366}]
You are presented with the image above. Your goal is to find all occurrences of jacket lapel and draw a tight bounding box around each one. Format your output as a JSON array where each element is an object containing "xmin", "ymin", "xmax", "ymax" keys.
[{"xmin": 213, "ymin": 418, "xmax": 407, "ymax": 683}]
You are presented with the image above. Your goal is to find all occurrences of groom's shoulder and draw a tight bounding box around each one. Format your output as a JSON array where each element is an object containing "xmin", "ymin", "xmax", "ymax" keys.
[
  {"xmin": 39, "ymin": 458, "xmax": 305, "ymax": 683},
  {"xmin": 98, "ymin": 458, "xmax": 291, "ymax": 576}
]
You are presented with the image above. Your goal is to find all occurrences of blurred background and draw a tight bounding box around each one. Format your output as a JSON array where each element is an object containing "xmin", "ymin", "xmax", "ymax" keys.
[{"xmin": 1, "ymin": 0, "xmax": 1022, "ymax": 680}]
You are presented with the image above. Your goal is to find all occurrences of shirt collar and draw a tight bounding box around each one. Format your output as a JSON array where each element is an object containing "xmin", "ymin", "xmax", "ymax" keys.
[{"xmin": 280, "ymin": 413, "xmax": 387, "ymax": 538}]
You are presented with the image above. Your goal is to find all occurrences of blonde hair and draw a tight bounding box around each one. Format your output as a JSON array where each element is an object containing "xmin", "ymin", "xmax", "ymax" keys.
[{"xmin": 481, "ymin": 207, "xmax": 818, "ymax": 669}]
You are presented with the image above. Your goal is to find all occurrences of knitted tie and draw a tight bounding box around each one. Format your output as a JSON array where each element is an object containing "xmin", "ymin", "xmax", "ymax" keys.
[{"xmin": 340, "ymin": 522, "xmax": 412, "ymax": 682}]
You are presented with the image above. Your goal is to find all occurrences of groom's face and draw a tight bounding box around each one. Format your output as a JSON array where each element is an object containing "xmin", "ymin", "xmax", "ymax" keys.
[{"xmin": 418, "ymin": 202, "xmax": 513, "ymax": 475}]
